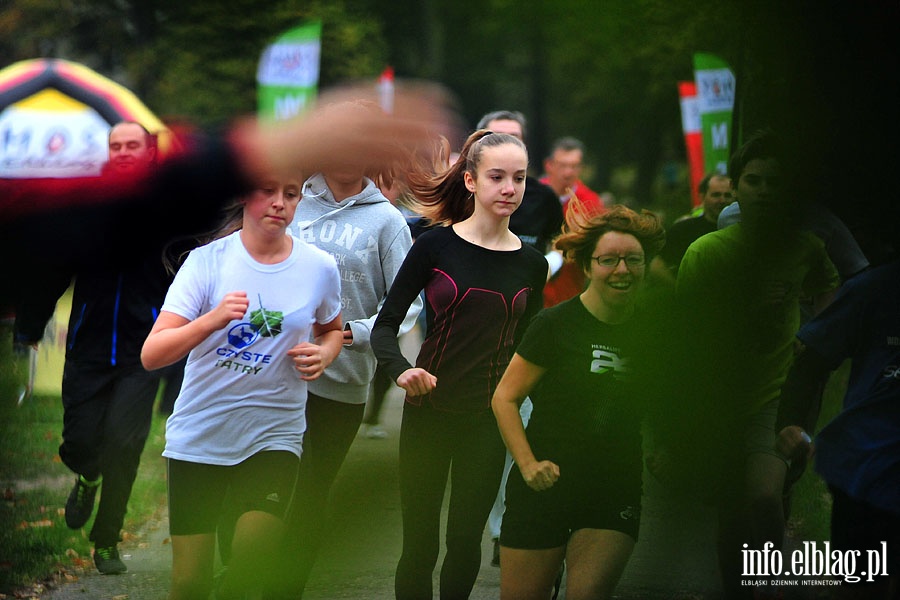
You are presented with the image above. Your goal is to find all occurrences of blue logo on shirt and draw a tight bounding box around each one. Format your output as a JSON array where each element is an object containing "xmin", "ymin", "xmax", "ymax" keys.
[{"xmin": 227, "ymin": 323, "xmax": 260, "ymax": 349}]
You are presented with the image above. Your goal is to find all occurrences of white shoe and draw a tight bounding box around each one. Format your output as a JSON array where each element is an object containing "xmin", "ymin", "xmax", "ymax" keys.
[{"xmin": 363, "ymin": 424, "xmax": 388, "ymax": 439}]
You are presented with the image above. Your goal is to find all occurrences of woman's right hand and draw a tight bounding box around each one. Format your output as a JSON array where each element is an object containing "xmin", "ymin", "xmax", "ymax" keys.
[
  {"xmin": 519, "ymin": 459, "xmax": 560, "ymax": 492},
  {"xmin": 396, "ymin": 368, "xmax": 437, "ymax": 396},
  {"xmin": 208, "ymin": 291, "xmax": 250, "ymax": 330}
]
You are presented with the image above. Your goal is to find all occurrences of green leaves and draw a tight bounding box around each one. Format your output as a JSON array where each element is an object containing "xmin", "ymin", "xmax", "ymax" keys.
[
  {"xmin": 249, "ymin": 307, "xmax": 283, "ymax": 338},
  {"xmin": 250, "ymin": 294, "xmax": 283, "ymax": 338}
]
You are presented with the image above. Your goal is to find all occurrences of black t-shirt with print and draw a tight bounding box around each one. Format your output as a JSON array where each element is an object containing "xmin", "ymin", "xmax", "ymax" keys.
[{"xmin": 516, "ymin": 295, "xmax": 641, "ymax": 462}]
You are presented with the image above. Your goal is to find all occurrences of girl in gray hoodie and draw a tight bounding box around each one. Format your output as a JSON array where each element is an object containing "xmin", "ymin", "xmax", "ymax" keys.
[{"xmin": 279, "ymin": 166, "xmax": 421, "ymax": 597}]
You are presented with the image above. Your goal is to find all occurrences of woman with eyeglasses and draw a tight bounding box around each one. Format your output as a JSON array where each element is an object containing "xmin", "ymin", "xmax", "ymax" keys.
[{"xmin": 491, "ymin": 202, "xmax": 665, "ymax": 600}]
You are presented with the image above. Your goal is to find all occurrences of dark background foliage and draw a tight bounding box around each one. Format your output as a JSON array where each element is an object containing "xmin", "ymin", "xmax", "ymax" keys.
[{"xmin": 2, "ymin": 0, "xmax": 898, "ymax": 249}]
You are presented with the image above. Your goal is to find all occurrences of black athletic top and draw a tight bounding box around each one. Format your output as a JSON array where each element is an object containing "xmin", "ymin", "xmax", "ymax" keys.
[{"xmin": 372, "ymin": 225, "xmax": 547, "ymax": 413}]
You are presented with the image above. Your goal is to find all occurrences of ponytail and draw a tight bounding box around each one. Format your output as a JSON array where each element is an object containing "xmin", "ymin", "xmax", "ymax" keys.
[{"xmin": 406, "ymin": 129, "xmax": 526, "ymax": 226}]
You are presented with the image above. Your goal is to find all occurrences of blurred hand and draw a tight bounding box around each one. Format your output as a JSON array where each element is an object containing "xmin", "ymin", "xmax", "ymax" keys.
[{"xmin": 235, "ymin": 80, "xmax": 462, "ymax": 184}]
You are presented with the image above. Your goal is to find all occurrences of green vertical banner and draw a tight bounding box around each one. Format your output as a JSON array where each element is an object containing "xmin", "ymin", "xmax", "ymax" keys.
[
  {"xmin": 693, "ymin": 53, "xmax": 735, "ymax": 175},
  {"xmin": 257, "ymin": 21, "xmax": 322, "ymax": 121}
]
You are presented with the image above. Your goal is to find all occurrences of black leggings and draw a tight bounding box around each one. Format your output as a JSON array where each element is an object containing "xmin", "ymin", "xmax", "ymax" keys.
[
  {"xmin": 277, "ymin": 393, "xmax": 365, "ymax": 598},
  {"xmin": 395, "ymin": 403, "xmax": 506, "ymax": 600}
]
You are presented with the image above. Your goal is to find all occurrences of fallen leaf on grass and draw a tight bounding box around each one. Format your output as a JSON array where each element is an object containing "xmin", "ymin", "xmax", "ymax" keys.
[{"xmin": 16, "ymin": 519, "xmax": 53, "ymax": 529}]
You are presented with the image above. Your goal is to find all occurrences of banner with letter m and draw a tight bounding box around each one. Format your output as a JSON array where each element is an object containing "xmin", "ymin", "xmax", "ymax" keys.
[
  {"xmin": 693, "ymin": 52, "xmax": 735, "ymax": 176},
  {"xmin": 257, "ymin": 20, "xmax": 322, "ymax": 121}
]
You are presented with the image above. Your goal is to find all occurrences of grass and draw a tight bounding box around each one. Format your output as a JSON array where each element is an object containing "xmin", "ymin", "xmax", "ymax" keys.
[{"xmin": 0, "ymin": 325, "xmax": 169, "ymax": 594}]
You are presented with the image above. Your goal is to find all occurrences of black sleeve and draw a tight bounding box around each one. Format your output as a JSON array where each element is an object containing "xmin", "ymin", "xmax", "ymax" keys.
[
  {"xmin": 775, "ymin": 345, "xmax": 832, "ymax": 432},
  {"xmin": 515, "ymin": 308, "xmax": 553, "ymax": 367},
  {"xmin": 13, "ymin": 266, "xmax": 74, "ymax": 346},
  {"xmin": 372, "ymin": 232, "xmax": 435, "ymax": 382},
  {"xmin": 538, "ymin": 184, "xmax": 564, "ymax": 245}
]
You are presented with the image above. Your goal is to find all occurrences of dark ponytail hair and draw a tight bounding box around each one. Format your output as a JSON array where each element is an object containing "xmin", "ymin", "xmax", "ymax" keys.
[{"xmin": 406, "ymin": 129, "xmax": 527, "ymax": 226}]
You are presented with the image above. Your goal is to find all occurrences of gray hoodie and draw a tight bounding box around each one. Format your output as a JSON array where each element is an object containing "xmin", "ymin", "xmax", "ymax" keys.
[{"xmin": 289, "ymin": 173, "xmax": 422, "ymax": 404}]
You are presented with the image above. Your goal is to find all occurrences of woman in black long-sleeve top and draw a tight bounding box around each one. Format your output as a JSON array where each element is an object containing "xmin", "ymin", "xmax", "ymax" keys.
[{"xmin": 372, "ymin": 130, "xmax": 547, "ymax": 599}]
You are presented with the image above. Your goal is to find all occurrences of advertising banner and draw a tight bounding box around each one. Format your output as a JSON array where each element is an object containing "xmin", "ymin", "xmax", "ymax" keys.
[
  {"xmin": 678, "ymin": 81, "xmax": 704, "ymax": 208},
  {"xmin": 693, "ymin": 53, "xmax": 735, "ymax": 176},
  {"xmin": 257, "ymin": 21, "xmax": 322, "ymax": 121},
  {"xmin": 0, "ymin": 59, "xmax": 170, "ymax": 179}
]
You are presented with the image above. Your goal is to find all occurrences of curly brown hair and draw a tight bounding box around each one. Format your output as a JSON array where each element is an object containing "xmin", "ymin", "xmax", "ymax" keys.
[{"xmin": 555, "ymin": 198, "xmax": 666, "ymax": 273}]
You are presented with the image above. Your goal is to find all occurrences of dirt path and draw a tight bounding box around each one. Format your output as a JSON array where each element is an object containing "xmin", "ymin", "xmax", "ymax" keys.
[
  {"xmin": 37, "ymin": 388, "xmax": 729, "ymax": 600},
  {"xmin": 37, "ymin": 329, "xmax": 828, "ymax": 599}
]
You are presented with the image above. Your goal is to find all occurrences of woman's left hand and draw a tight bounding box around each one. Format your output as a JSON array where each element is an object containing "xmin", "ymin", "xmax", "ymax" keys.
[{"xmin": 288, "ymin": 342, "xmax": 330, "ymax": 381}]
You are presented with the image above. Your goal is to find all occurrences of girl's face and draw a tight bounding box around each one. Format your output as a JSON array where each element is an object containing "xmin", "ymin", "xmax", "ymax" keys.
[
  {"xmin": 585, "ymin": 230, "xmax": 646, "ymax": 310},
  {"xmin": 464, "ymin": 143, "xmax": 527, "ymax": 220},
  {"xmin": 243, "ymin": 178, "xmax": 301, "ymax": 234}
]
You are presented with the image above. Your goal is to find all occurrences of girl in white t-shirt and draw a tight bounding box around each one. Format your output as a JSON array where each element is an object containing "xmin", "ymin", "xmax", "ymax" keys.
[{"xmin": 141, "ymin": 176, "xmax": 343, "ymax": 600}]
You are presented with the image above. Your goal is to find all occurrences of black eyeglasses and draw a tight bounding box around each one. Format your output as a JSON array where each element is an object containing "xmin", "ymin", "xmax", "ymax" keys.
[{"xmin": 591, "ymin": 254, "xmax": 646, "ymax": 269}]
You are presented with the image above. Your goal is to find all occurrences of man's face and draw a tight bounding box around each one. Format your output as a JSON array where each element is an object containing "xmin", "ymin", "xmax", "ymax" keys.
[
  {"xmin": 702, "ymin": 175, "xmax": 734, "ymax": 223},
  {"xmin": 544, "ymin": 148, "xmax": 582, "ymax": 195},
  {"xmin": 735, "ymin": 157, "xmax": 790, "ymax": 229},
  {"xmin": 108, "ymin": 123, "xmax": 155, "ymax": 174},
  {"xmin": 485, "ymin": 118, "xmax": 524, "ymax": 141}
]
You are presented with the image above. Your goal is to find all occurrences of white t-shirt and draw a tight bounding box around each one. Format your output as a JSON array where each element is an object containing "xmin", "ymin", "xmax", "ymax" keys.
[{"xmin": 161, "ymin": 231, "xmax": 341, "ymax": 466}]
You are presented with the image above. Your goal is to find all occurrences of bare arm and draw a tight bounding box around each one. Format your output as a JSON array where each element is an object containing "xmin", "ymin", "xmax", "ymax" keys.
[
  {"xmin": 491, "ymin": 354, "xmax": 558, "ymax": 491},
  {"xmin": 141, "ymin": 291, "xmax": 250, "ymax": 371}
]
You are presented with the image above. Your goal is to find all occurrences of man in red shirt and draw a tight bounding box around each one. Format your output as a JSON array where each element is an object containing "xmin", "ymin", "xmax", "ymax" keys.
[{"xmin": 540, "ymin": 137, "xmax": 605, "ymax": 307}]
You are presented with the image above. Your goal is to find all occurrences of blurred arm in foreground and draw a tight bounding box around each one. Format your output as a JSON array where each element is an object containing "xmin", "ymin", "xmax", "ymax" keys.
[{"xmin": 2, "ymin": 81, "xmax": 461, "ymax": 322}]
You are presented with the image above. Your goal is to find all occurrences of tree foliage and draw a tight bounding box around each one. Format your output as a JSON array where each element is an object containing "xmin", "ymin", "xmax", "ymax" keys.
[
  {"xmin": 2, "ymin": 0, "xmax": 897, "ymax": 219},
  {"xmin": 1, "ymin": 0, "xmax": 388, "ymax": 126}
]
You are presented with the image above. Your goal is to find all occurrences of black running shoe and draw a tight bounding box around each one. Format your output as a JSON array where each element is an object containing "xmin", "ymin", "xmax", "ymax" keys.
[
  {"xmin": 65, "ymin": 475, "xmax": 100, "ymax": 529},
  {"xmin": 93, "ymin": 545, "xmax": 127, "ymax": 574}
]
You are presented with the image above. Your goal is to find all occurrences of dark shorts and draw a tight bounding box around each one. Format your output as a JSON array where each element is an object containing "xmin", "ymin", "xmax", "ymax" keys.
[
  {"xmin": 167, "ymin": 451, "xmax": 299, "ymax": 536},
  {"xmin": 829, "ymin": 485, "xmax": 899, "ymax": 582},
  {"xmin": 500, "ymin": 445, "xmax": 642, "ymax": 549}
]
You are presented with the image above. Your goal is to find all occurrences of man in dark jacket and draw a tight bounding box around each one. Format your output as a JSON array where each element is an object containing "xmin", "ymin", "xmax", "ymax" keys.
[{"xmin": 15, "ymin": 122, "xmax": 169, "ymax": 575}]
